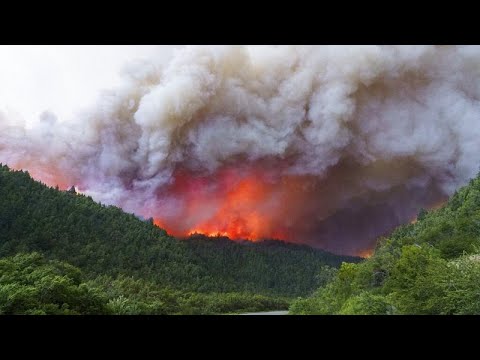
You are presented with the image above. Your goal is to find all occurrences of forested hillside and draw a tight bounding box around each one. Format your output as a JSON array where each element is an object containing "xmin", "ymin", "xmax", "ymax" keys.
[
  {"xmin": 290, "ymin": 173, "xmax": 480, "ymax": 315},
  {"xmin": 0, "ymin": 164, "xmax": 357, "ymax": 314}
]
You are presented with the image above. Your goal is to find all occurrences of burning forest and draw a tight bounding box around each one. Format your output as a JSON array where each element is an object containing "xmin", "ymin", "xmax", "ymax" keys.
[{"xmin": 1, "ymin": 45, "xmax": 480, "ymax": 256}]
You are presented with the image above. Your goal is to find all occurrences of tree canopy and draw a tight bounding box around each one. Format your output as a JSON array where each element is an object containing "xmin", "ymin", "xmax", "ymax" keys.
[
  {"xmin": 0, "ymin": 164, "xmax": 357, "ymax": 314},
  {"xmin": 290, "ymin": 173, "xmax": 480, "ymax": 315}
]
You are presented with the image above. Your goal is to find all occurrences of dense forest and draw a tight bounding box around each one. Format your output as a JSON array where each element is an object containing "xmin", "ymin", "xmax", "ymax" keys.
[
  {"xmin": 0, "ymin": 164, "xmax": 357, "ymax": 314},
  {"xmin": 290, "ymin": 172, "xmax": 480, "ymax": 315}
]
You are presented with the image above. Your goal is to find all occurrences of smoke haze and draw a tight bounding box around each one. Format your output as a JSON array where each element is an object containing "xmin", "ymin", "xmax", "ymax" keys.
[{"xmin": 1, "ymin": 45, "xmax": 479, "ymax": 255}]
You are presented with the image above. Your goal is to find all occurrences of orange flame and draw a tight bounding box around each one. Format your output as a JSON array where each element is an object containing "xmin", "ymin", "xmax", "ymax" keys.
[
  {"xmin": 357, "ymin": 249, "xmax": 374, "ymax": 258},
  {"xmin": 6, "ymin": 158, "xmax": 449, "ymax": 257},
  {"xmin": 184, "ymin": 176, "xmax": 285, "ymax": 240},
  {"xmin": 153, "ymin": 166, "xmax": 302, "ymax": 241}
]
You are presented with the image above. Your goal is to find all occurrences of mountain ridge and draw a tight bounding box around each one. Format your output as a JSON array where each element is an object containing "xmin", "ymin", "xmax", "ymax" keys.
[
  {"xmin": 290, "ymin": 172, "xmax": 480, "ymax": 315},
  {"xmin": 0, "ymin": 164, "xmax": 359, "ymax": 314}
]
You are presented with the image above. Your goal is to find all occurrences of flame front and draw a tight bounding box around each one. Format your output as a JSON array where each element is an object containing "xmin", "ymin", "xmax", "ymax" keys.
[
  {"xmin": 152, "ymin": 166, "xmax": 301, "ymax": 241},
  {"xmin": 6, "ymin": 159, "xmax": 449, "ymax": 257},
  {"xmin": 184, "ymin": 177, "xmax": 285, "ymax": 240}
]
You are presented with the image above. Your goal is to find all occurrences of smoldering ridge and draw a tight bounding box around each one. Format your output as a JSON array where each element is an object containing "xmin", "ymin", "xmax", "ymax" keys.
[{"xmin": 0, "ymin": 45, "xmax": 479, "ymax": 254}]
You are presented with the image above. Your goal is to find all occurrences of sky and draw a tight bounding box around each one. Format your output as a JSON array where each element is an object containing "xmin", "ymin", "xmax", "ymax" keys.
[
  {"xmin": 0, "ymin": 45, "xmax": 170, "ymax": 126},
  {"xmin": 1, "ymin": 45, "xmax": 479, "ymax": 255}
]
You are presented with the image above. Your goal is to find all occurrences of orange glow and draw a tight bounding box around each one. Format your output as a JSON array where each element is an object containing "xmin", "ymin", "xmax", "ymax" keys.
[
  {"xmin": 8, "ymin": 160, "xmax": 72, "ymax": 190},
  {"xmin": 409, "ymin": 198, "xmax": 448, "ymax": 225},
  {"xmin": 5, "ymin": 158, "xmax": 450, "ymax": 256},
  {"xmin": 188, "ymin": 229, "xmax": 229, "ymax": 237},
  {"xmin": 358, "ymin": 249, "xmax": 374, "ymax": 258},
  {"xmin": 184, "ymin": 177, "xmax": 285, "ymax": 240},
  {"xmin": 152, "ymin": 166, "xmax": 304, "ymax": 241}
]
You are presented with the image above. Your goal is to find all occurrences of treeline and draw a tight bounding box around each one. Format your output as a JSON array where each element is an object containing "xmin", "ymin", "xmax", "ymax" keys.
[
  {"xmin": 0, "ymin": 252, "xmax": 288, "ymax": 315},
  {"xmin": 290, "ymin": 173, "xmax": 480, "ymax": 315},
  {"xmin": 0, "ymin": 164, "xmax": 356, "ymax": 314}
]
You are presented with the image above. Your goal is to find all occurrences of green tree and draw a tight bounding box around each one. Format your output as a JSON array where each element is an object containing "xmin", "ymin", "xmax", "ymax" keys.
[{"xmin": 0, "ymin": 253, "xmax": 108, "ymax": 315}]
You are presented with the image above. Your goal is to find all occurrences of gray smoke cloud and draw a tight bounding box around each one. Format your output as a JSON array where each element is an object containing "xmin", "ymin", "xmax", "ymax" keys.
[{"xmin": 1, "ymin": 45, "xmax": 479, "ymax": 255}]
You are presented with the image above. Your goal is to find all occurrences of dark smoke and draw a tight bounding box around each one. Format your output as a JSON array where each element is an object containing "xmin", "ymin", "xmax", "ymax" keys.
[{"xmin": 1, "ymin": 45, "xmax": 479, "ymax": 255}]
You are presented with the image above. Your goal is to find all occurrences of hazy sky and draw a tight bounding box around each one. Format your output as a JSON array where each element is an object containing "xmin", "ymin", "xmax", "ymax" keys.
[
  {"xmin": 2, "ymin": 45, "xmax": 480, "ymax": 254},
  {"xmin": 0, "ymin": 45, "xmax": 169, "ymax": 125}
]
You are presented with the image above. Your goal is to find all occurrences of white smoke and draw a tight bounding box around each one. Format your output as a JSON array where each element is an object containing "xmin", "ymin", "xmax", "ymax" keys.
[{"xmin": 1, "ymin": 45, "xmax": 480, "ymax": 254}]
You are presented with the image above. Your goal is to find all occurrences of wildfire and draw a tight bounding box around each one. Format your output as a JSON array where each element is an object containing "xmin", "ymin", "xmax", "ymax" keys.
[
  {"xmin": 152, "ymin": 166, "xmax": 300, "ymax": 241},
  {"xmin": 5, "ymin": 159, "xmax": 449, "ymax": 257},
  {"xmin": 187, "ymin": 230, "xmax": 229, "ymax": 237},
  {"xmin": 184, "ymin": 177, "xmax": 272, "ymax": 240},
  {"xmin": 358, "ymin": 249, "xmax": 374, "ymax": 258},
  {"xmin": 8, "ymin": 160, "xmax": 72, "ymax": 190},
  {"xmin": 409, "ymin": 198, "xmax": 448, "ymax": 225}
]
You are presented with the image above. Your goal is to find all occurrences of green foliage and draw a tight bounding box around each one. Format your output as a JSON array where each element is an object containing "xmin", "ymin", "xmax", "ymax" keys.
[
  {"xmin": 90, "ymin": 274, "xmax": 289, "ymax": 315},
  {"xmin": 0, "ymin": 253, "xmax": 108, "ymax": 314},
  {"xmin": 0, "ymin": 165, "xmax": 356, "ymax": 314},
  {"xmin": 290, "ymin": 173, "xmax": 480, "ymax": 315},
  {"xmin": 339, "ymin": 292, "xmax": 392, "ymax": 315},
  {"xmin": 417, "ymin": 208, "xmax": 428, "ymax": 221},
  {"xmin": 314, "ymin": 265, "xmax": 338, "ymax": 288},
  {"xmin": 0, "ymin": 252, "xmax": 287, "ymax": 315}
]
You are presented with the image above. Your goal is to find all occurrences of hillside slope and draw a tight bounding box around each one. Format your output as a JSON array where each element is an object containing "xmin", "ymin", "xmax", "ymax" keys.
[
  {"xmin": 290, "ymin": 173, "xmax": 480, "ymax": 315},
  {"xmin": 0, "ymin": 164, "xmax": 357, "ymax": 301}
]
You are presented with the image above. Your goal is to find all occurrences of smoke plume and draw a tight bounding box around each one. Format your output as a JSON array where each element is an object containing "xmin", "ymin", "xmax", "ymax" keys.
[{"xmin": 1, "ymin": 45, "xmax": 479, "ymax": 255}]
